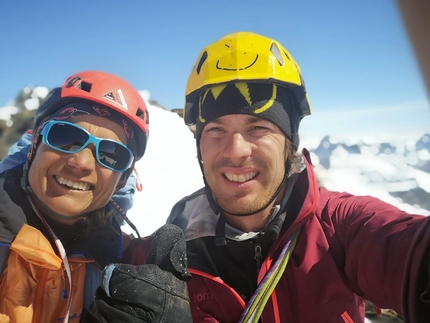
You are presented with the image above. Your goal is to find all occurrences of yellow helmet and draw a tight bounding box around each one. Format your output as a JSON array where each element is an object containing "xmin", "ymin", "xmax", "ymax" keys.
[{"xmin": 184, "ymin": 31, "xmax": 311, "ymax": 126}]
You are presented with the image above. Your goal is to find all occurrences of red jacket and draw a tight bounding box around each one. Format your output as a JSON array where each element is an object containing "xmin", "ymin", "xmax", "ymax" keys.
[{"xmin": 127, "ymin": 151, "xmax": 430, "ymax": 322}]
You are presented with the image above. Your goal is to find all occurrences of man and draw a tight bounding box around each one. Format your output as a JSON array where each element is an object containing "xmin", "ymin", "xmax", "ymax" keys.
[
  {"xmin": 88, "ymin": 32, "xmax": 430, "ymax": 322},
  {"xmin": 165, "ymin": 32, "xmax": 430, "ymax": 322}
]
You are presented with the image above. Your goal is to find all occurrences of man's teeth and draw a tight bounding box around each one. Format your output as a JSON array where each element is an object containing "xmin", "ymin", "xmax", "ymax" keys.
[
  {"xmin": 224, "ymin": 172, "xmax": 257, "ymax": 183},
  {"xmin": 56, "ymin": 176, "xmax": 91, "ymax": 191}
]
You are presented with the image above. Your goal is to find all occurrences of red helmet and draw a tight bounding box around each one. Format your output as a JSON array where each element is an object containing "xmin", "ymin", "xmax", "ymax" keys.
[{"xmin": 34, "ymin": 71, "xmax": 149, "ymax": 160}]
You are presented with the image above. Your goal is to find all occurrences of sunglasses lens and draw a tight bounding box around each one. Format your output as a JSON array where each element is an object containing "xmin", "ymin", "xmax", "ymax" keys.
[
  {"xmin": 98, "ymin": 141, "xmax": 132, "ymax": 170},
  {"xmin": 44, "ymin": 121, "xmax": 132, "ymax": 172},
  {"xmin": 47, "ymin": 123, "xmax": 89, "ymax": 152}
]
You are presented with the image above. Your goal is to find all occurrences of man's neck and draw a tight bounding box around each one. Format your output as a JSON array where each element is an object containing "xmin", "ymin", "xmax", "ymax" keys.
[{"xmin": 223, "ymin": 206, "xmax": 276, "ymax": 233}]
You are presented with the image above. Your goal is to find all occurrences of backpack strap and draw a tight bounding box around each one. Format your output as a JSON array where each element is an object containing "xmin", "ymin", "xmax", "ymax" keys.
[{"xmin": 0, "ymin": 242, "xmax": 10, "ymax": 278}]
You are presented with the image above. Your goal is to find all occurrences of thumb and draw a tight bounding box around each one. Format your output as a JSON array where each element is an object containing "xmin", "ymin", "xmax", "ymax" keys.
[{"xmin": 146, "ymin": 224, "xmax": 192, "ymax": 281}]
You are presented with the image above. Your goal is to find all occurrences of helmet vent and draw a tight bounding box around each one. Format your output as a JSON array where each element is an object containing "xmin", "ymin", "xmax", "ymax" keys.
[
  {"xmin": 270, "ymin": 43, "xmax": 284, "ymax": 66},
  {"xmin": 67, "ymin": 76, "xmax": 81, "ymax": 87},
  {"xmin": 66, "ymin": 76, "xmax": 92, "ymax": 92},
  {"xmin": 196, "ymin": 51, "xmax": 208, "ymax": 74},
  {"xmin": 80, "ymin": 81, "xmax": 92, "ymax": 92},
  {"xmin": 136, "ymin": 107, "xmax": 149, "ymax": 125}
]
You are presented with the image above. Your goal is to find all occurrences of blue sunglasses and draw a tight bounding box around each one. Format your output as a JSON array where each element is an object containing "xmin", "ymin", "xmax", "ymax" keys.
[{"xmin": 39, "ymin": 120, "xmax": 134, "ymax": 172}]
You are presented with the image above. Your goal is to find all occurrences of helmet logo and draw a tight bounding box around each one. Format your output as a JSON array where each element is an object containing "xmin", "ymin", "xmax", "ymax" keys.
[
  {"xmin": 57, "ymin": 107, "xmax": 90, "ymax": 119},
  {"xmin": 93, "ymin": 106, "xmax": 110, "ymax": 117},
  {"xmin": 215, "ymin": 43, "xmax": 259, "ymax": 71},
  {"xmin": 122, "ymin": 119, "xmax": 134, "ymax": 139},
  {"xmin": 103, "ymin": 89, "xmax": 129, "ymax": 110}
]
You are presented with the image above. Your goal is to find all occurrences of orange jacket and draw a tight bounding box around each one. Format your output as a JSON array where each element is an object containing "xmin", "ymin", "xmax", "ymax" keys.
[{"xmin": 0, "ymin": 224, "xmax": 96, "ymax": 323}]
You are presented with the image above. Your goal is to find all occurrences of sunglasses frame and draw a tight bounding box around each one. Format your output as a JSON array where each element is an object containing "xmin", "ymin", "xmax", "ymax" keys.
[{"xmin": 39, "ymin": 119, "xmax": 134, "ymax": 172}]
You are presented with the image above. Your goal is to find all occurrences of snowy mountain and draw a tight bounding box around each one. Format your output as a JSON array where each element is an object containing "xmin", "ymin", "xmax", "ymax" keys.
[
  {"xmin": 1, "ymin": 87, "xmax": 429, "ymax": 237},
  {"xmin": 0, "ymin": 86, "xmax": 49, "ymax": 120},
  {"xmin": 304, "ymin": 133, "xmax": 430, "ymax": 214}
]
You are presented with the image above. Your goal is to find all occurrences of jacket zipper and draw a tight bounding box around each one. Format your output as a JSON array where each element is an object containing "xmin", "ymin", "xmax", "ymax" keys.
[
  {"xmin": 32, "ymin": 268, "xmax": 49, "ymax": 323},
  {"xmin": 254, "ymin": 243, "xmax": 262, "ymax": 277}
]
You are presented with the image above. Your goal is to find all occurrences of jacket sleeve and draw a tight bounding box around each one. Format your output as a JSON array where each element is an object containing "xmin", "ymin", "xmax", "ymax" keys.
[
  {"xmin": 0, "ymin": 131, "xmax": 32, "ymax": 173},
  {"xmin": 122, "ymin": 236, "xmax": 152, "ymax": 265},
  {"xmin": 323, "ymin": 190, "xmax": 430, "ymax": 321},
  {"xmin": 191, "ymin": 305, "xmax": 221, "ymax": 322}
]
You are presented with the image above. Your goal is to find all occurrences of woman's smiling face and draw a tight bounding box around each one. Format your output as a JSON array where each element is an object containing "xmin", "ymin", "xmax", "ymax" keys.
[{"xmin": 28, "ymin": 114, "xmax": 127, "ymax": 219}]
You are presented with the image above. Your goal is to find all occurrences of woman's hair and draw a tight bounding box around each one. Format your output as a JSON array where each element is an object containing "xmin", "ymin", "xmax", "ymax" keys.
[{"xmin": 83, "ymin": 204, "xmax": 114, "ymax": 234}]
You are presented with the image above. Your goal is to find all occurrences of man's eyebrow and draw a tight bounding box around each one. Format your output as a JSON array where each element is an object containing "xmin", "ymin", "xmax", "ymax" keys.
[
  {"xmin": 208, "ymin": 115, "xmax": 265, "ymax": 124},
  {"xmin": 246, "ymin": 116, "xmax": 266, "ymax": 123},
  {"xmin": 206, "ymin": 118, "xmax": 224, "ymax": 126}
]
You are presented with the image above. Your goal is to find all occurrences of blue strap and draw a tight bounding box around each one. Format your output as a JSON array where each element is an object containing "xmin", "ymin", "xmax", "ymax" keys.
[{"xmin": 84, "ymin": 263, "xmax": 103, "ymax": 312}]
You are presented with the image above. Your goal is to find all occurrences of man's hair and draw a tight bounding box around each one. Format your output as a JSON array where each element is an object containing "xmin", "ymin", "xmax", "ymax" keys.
[{"xmin": 285, "ymin": 139, "xmax": 296, "ymax": 173}]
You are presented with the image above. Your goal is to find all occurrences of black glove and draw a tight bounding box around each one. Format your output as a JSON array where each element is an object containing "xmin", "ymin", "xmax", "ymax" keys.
[{"xmin": 83, "ymin": 224, "xmax": 192, "ymax": 323}]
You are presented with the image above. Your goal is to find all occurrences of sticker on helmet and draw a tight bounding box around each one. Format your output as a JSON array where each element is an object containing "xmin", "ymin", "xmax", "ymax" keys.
[{"xmin": 103, "ymin": 89, "xmax": 129, "ymax": 110}]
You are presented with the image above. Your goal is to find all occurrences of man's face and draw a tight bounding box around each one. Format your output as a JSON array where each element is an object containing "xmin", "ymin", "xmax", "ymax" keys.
[
  {"xmin": 28, "ymin": 115, "xmax": 127, "ymax": 218},
  {"xmin": 199, "ymin": 114, "xmax": 288, "ymax": 216}
]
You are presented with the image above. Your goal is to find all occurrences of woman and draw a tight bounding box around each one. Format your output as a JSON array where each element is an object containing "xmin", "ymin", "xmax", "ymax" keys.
[{"xmin": 0, "ymin": 70, "xmax": 149, "ymax": 323}]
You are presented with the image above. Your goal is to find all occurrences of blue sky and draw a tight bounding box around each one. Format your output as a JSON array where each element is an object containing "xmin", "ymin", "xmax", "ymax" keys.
[{"xmin": 1, "ymin": 0, "xmax": 429, "ymax": 135}]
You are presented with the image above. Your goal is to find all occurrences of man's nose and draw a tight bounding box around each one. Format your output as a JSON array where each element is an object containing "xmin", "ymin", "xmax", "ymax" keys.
[{"xmin": 222, "ymin": 132, "xmax": 253, "ymax": 162}]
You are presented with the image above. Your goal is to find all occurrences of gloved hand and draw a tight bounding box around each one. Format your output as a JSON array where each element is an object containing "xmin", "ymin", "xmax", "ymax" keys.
[{"xmin": 83, "ymin": 224, "xmax": 192, "ymax": 323}]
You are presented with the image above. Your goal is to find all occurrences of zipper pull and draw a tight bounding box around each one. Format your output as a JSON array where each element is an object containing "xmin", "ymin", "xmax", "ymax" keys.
[
  {"xmin": 254, "ymin": 243, "xmax": 262, "ymax": 275},
  {"xmin": 62, "ymin": 288, "xmax": 69, "ymax": 300},
  {"xmin": 61, "ymin": 277, "xmax": 69, "ymax": 300}
]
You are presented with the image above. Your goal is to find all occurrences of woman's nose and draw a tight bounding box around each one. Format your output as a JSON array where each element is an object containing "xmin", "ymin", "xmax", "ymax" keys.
[{"xmin": 66, "ymin": 147, "xmax": 97, "ymax": 173}]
